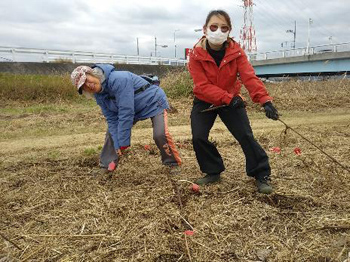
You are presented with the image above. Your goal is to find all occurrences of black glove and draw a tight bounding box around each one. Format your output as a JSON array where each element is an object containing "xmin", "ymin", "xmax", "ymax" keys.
[
  {"xmin": 229, "ymin": 96, "xmax": 245, "ymax": 108},
  {"xmin": 263, "ymin": 101, "xmax": 279, "ymax": 120}
]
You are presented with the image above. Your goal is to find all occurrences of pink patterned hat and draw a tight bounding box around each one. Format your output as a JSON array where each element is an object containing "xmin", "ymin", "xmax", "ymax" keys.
[{"xmin": 70, "ymin": 66, "xmax": 93, "ymax": 94}]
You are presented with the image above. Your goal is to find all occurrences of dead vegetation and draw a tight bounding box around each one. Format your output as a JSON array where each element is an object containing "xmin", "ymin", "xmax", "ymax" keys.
[{"xmin": 0, "ymin": 78, "xmax": 350, "ymax": 261}]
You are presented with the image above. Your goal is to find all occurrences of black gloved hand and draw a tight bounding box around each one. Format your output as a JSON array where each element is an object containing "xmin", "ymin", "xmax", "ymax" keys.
[
  {"xmin": 263, "ymin": 101, "xmax": 279, "ymax": 120},
  {"xmin": 229, "ymin": 96, "xmax": 245, "ymax": 108}
]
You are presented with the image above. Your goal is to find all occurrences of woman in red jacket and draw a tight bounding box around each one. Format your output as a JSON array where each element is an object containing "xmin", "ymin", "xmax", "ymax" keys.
[{"xmin": 188, "ymin": 10, "xmax": 279, "ymax": 194}]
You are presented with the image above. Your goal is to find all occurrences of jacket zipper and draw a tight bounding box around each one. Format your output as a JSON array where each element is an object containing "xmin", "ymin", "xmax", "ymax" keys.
[{"xmin": 219, "ymin": 52, "xmax": 241, "ymax": 70}]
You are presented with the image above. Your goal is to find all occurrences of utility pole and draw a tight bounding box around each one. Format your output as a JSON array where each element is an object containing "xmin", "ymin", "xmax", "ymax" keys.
[
  {"xmin": 154, "ymin": 37, "xmax": 168, "ymax": 57},
  {"xmin": 286, "ymin": 21, "xmax": 296, "ymax": 49},
  {"xmin": 174, "ymin": 29, "xmax": 180, "ymax": 58},
  {"xmin": 281, "ymin": 41, "xmax": 289, "ymax": 49},
  {"xmin": 294, "ymin": 20, "xmax": 296, "ymax": 48},
  {"xmin": 329, "ymin": 36, "xmax": 333, "ymax": 45},
  {"xmin": 306, "ymin": 18, "xmax": 313, "ymax": 54},
  {"xmin": 136, "ymin": 38, "xmax": 139, "ymax": 56},
  {"xmin": 154, "ymin": 36, "xmax": 157, "ymax": 57}
]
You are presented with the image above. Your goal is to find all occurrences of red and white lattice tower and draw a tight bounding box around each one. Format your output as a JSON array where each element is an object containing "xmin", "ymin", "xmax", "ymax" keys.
[{"xmin": 239, "ymin": 0, "xmax": 257, "ymax": 53}]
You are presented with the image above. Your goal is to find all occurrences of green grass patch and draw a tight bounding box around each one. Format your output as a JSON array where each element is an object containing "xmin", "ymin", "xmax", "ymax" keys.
[
  {"xmin": 83, "ymin": 147, "xmax": 99, "ymax": 156},
  {"xmin": 161, "ymin": 69, "xmax": 194, "ymax": 99},
  {"xmin": 48, "ymin": 150, "xmax": 61, "ymax": 160},
  {"xmin": 0, "ymin": 73, "xmax": 78, "ymax": 102},
  {"xmin": 1, "ymin": 70, "xmax": 349, "ymax": 112}
]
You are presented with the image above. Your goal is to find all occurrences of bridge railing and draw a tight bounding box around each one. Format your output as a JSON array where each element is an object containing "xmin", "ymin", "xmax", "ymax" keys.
[
  {"xmin": 0, "ymin": 46, "xmax": 187, "ymax": 66},
  {"xmin": 1, "ymin": 42, "xmax": 350, "ymax": 64},
  {"xmin": 248, "ymin": 42, "xmax": 350, "ymax": 61}
]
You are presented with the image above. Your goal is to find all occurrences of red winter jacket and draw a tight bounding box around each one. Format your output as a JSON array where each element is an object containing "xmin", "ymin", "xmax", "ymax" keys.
[{"xmin": 188, "ymin": 37, "xmax": 272, "ymax": 106}]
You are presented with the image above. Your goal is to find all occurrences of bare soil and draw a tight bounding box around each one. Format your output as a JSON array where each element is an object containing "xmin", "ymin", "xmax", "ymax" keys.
[{"xmin": 1, "ymin": 81, "xmax": 350, "ymax": 261}]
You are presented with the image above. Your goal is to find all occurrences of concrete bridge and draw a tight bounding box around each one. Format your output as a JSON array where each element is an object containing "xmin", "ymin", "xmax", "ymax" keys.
[{"xmin": 251, "ymin": 51, "xmax": 350, "ymax": 77}]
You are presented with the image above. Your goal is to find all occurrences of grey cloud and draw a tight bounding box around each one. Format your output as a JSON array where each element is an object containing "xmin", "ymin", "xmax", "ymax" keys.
[
  {"xmin": 0, "ymin": 0, "xmax": 348, "ymax": 59},
  {"xmin": 0, "ymin": 0, "xmax": 86, "ymax": 24}
]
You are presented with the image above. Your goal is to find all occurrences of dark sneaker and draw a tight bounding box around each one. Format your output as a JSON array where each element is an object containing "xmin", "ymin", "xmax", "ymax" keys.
[
  {"xmin": 195, "ymin": 174, "xmax": 221, "ymax": 185},
  {"xmin": 256, "ymin": 177, "xmax": 273, "ymax": 194}
]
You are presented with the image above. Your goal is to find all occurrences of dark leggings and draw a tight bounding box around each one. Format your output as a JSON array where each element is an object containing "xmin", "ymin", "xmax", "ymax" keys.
[
  {"xmin": 190, "ymin": 98, "xmax": 270, "ymax": 179},
  {"xmin": 100, "ymin": 110, "xmax": 181, "ymax": 168}
]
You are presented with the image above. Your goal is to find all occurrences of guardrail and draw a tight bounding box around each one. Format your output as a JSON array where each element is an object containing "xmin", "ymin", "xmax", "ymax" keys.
[
  {"xmin": 1, "ymin": 42, "xmax": 349, "ymax": 65},
  {"xmin": 248, "ymin": 42, "xmax": 350, "ymax": 61},
  {"xmin": 0, "ymin": 46, "xmax": 187, "ymax": 66}
]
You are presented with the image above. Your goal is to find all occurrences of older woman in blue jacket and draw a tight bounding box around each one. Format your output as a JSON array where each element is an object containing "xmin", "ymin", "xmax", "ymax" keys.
[{"xmin": 71, "ymin": 64, "xmax": 181, "ymax": 172}]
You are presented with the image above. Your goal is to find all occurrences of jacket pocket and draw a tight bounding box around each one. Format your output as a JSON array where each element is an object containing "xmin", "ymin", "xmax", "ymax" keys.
[
  {"xmin": 202, "ymin": 62, "xmax": 218, "ymax": 84},
  {"xmin": 227, "ymin": 60, "xmax": 238, "ymax": 77}
]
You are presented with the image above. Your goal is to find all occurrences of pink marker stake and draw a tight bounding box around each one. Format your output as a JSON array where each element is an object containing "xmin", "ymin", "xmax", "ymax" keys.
[{"xmin": 108, "ymin": 161, "xmax": 116, "ymax": 171}]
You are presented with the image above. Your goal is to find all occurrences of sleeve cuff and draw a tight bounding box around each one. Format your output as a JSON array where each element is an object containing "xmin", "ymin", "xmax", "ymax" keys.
[
  {"xmin": 222, "ymin": 93, "xmax": 234, "ymax": 105},
  {"xmin": 260, "ymin": 96, "xmax": 273, "ymax": 106}
]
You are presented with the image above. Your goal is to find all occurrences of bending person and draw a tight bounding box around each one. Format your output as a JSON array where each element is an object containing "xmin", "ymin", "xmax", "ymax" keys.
[{"xmin": 71, "ymin": 64, "xmax": 181, "ymax": 173}]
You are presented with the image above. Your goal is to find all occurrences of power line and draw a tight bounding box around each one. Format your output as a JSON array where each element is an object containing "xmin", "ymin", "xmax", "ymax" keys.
[
  {"xmin": 252, "ymin": 0, "xmax": 341, "ymax": 48},
  {"xmin": 257, "ymin": 0, "xmax": 299, "ymax": 26},
  {"xmin": 277, "ymin": 0, "xmax": 335, "ymax": 38},
  {"xmin": 254, "ymin": 0, "xmax": 302, "ymax": 49}
]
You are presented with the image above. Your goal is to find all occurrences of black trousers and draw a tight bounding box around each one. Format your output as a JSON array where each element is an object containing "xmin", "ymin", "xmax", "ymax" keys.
[{"xmin": 190, "ymin": 98, "xmax": 270, "ymax": 179}]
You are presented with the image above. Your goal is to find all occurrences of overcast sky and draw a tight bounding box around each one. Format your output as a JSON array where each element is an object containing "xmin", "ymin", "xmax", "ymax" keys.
[{"xmin": 0, "ymin": 0, "xmax": 349, "ymax": 59}]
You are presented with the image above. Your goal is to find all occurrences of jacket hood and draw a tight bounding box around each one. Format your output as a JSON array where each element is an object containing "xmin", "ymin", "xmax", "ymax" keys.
[{"xmin": 93, "ymin": 63, "xmax": 115, "ymax": 80}]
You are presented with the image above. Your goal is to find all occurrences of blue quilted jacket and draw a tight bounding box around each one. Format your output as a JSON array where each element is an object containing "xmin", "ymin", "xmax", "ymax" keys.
[{"xmin": 93, "ymin": 64, "xmax": 169, "ymax": 149}]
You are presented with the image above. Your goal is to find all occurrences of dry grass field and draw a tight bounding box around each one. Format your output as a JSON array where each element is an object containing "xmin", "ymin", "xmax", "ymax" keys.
[{"xmin": 1, "ymin": 76, "xmax": 350, "ymax": 261}]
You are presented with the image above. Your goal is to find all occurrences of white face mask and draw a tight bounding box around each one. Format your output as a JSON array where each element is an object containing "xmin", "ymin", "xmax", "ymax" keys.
[{"xmin": 206, "ymin": 27, "xmax": 229, "ymax": 46}]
